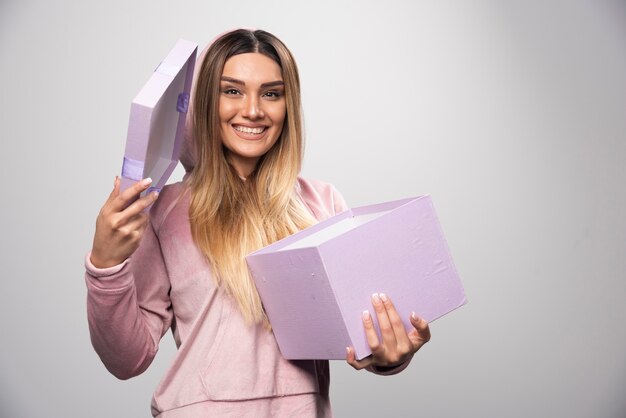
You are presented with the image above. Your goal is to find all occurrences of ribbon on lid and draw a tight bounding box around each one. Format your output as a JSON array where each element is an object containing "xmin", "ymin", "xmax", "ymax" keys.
[
  {"xmin": 177, "ymin": 92, "xmax": 190, "ymax": 113},
  {"xmin": 122, "ymin": 157, "xmax": 145, "ymax": 181}
]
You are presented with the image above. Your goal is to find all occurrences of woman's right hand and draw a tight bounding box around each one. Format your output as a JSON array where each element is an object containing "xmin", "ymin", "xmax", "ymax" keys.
[{"xmin": 90, "ymin": 177, "xmax": 159, "ymax": 269}]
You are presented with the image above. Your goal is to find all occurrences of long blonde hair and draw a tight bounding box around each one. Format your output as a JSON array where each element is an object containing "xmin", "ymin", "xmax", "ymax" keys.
[{"xmin": 188, "ymin": 29, "xmax": 316, "ymax": 325}]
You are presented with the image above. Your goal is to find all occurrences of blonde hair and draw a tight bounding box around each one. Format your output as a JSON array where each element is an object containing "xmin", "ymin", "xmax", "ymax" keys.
[{"xmin": 188, "ymin": 29, "xmax": 316, "ymax": 325}]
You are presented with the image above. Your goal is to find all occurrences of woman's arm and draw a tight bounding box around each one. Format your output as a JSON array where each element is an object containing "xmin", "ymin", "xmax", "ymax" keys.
[{"xmin": 85, "ymin": 177, "xmax": 172, "ymax": 380}]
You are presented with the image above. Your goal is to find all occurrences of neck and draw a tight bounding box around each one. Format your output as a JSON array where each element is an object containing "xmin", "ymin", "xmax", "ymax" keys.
[{"xmin": 227, "ymin": 154, "xmax": 259, "ymax": 178}]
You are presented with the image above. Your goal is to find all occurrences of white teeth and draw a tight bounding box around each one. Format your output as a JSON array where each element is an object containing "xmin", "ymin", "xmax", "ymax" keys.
[{"xmin": 235, "ymin": 125, "xmax": 265, "ymax": 134}]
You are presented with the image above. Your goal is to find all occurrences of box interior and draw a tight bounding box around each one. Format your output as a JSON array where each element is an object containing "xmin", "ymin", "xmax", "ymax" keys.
[
  {"xmin": 278, "ymin": 210, "xmax": 391, "ymax": 250},
  {"xmin": 143, "ymin": 62, "xmax": 189, "ymax": 183},
  {"xmin": 248, "ymin": 196, "xmax": 421, "ymax": 256}
]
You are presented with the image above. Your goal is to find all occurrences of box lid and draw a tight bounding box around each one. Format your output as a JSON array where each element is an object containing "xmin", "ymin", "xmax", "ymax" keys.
[{"xmin": 120, "ymin": 39, "xmax": 198, "ymax": 195}]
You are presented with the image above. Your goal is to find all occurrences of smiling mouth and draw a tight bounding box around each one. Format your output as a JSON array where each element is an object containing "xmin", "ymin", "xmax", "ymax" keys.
[{"xmin": 233, "ymin": 125, "xmax": 267, "ymax": 134}]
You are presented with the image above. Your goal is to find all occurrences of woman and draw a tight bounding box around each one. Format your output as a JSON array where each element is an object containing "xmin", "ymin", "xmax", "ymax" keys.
[{"xmin": 86, "ymin": 29, "xmax": 430, "ymax": 417}]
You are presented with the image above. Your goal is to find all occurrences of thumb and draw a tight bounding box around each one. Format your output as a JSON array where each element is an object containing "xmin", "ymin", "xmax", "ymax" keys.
[
  {"xmin": 108, "ymin": 176, "xmax": 121, "ymax": 200},
  {"xmin": 408, "ymin": 312, "xmax": 431, "ymax": 346}
]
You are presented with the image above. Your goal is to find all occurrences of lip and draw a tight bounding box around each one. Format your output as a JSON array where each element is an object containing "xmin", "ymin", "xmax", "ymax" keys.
[{"xmin": 231, "ymin": 123, "xmax": 269, "ymax": 141}]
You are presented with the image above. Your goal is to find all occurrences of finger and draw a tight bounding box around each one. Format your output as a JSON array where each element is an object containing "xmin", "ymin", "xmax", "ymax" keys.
[
  {"xmin": 111, "ymin": 177, "xmax": 154, "ymax": 212},
  {"xmin": 362, "ymin": 310, "xmax": 384, "ymax": 357},
  {"xmin": 108, "ymin": 176, "xmax": 121, "ymax": 200},
  {"xmin": 118, "ymin": 190, "xmax": 159, "ymax": 223},
  {"xmin": 408, "ymin": 312, "xmax": 432, "ymax": 350},
  {"xmin": 371, "ymin": 293, "xmax": 396, "ymax": 348},
  {"xmin": 110, "ymin": 221, "xmax": 148, "ymax": 247},
  {"xmin": 119, "ymin": 211, "xmax": 149, "ymax": 237},
  {"xmin": 106, "ymin": 191, "xmax": 157, "ymax": 234},
  {"xmin": 379, "ymin": 293, "xmax": 412, "ymax": 353},
  {"xmin": 100, "ymin": 176, "xmax": 121, "ymax": 217},
  {"xmin": 345, "ymin": 347, "xmax": 373, "ymax": 370}
]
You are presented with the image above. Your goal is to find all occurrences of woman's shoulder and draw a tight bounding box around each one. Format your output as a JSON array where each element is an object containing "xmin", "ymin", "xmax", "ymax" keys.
[
  {"xmin": 149, "ymin": 181, "xmax": 190, "ymax": 231},
  {"xmin": 296, "ymin": 177, "xmax": 349, "ymax": 219}
]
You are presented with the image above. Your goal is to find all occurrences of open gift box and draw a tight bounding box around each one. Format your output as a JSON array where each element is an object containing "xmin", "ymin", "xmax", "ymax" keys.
[
  {"xmin": 246, "ymin": 195, "xmax": 467, "ymax": 360},
  {"xmin": 120, "ymin": 39, "xmax": 197, "ymax": 195}
]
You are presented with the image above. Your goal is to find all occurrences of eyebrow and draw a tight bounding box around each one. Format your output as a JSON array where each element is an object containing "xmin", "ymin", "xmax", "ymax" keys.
[{"xmin": 221, "ymin": 76, "xmax": 284, "ymax": 88}]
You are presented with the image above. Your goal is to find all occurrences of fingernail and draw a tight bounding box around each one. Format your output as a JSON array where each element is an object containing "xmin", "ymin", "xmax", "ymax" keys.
[
  {"xmin": 411, "ymin": 312, "xmax": 419, "ymax": 321},
  {"xmin": 152, "ymin": 191, "xmax": 159, "ymax": 200},
  {"xmin": 346, "ymin": 347, "xmax": 351, "ymax": 355},
  {"xmin": 379, "ymin": 293, "xmax": 388, "ymax": 303},
  {"xmin": 371, "ymin": 293, "xmax": 381, "ymax": 304},
  {"xmin": 362, "ymin": 310, "xmax": 371, "ymax": 320},
  {"xmin": 141, "ymin": 177, "xmax": 153, "ymax": 186}
]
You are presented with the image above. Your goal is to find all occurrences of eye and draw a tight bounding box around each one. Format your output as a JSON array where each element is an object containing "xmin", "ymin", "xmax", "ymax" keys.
[
  {"xmin": 263, "ymin": 90, "xmax": 283, "ymax": 99},
  {"xmin": 223, "ymin": 88, "xmax": 241, "ymax": 95}
]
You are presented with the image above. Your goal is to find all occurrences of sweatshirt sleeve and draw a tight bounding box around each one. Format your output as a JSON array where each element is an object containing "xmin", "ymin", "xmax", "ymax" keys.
[
  {"xmin": 329, "ymin": 184, "xmax": 349, "ymax": 215},
  {"xmin": 85, "ymin": 217, "xmax": 173, "ymax": 380},
  {"xmin": 365, "ymin": 355, "xmax": 413, "ymax": 376}
]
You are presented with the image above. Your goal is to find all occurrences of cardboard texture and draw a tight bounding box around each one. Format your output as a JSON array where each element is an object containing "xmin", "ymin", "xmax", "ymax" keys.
[
  {"xmin": 120, "ymin": 39, "xmax": 198, "ymax": 196},
  {"xmin": 246, "ymin": 195, "xmax": 467, "ymax": 360}
]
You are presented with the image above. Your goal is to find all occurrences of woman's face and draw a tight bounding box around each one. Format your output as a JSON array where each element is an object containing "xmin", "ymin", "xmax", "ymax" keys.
[{"xmin": 219, "ymin": 52, "xmax": 286, "ymax": 177}]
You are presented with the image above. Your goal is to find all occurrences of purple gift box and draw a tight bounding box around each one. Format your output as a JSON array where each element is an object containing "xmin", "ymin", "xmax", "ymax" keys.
[
  {"xmin": 246, "ymin": 195, "xmax": 467, "ymax": 360},
  {"xmin": 120, "ymin": 39, "xmax": 197, "ymax": 196}
]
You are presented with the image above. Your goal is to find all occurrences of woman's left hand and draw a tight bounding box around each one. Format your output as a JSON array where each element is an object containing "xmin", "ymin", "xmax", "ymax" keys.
[{"xmin": 346, "ymin": 293, "xmax": 431, "ymax": 370}]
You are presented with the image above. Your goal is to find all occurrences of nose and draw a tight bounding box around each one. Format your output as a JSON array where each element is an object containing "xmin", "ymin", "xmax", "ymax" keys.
[{"xmin": 242, "ymin": 95, "xmax": 265, "ymax": 120}]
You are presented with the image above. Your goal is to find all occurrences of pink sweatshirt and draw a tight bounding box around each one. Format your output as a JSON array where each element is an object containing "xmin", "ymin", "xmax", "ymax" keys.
[{"xmin": 85, "ymin": 178, "xmax": 407, "ymax": 417}]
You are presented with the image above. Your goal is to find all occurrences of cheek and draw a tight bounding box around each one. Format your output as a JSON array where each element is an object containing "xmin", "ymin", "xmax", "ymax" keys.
[
  {"xmin": 218, "ymin": 99, "xmax": 236, "ymax": 124},
  {"xmin": 269, "ymin": 104, "xmax": 287, "ymax": 131}
]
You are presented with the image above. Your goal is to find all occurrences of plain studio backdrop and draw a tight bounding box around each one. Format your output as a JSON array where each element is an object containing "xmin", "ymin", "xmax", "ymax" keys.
[{"xmin": 1, "ymin": 1, "xmax": 625, "ymax": 417}]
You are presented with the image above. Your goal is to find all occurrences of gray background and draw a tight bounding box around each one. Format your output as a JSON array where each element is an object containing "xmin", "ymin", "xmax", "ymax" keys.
[{"xmin": 1, "ymin": 0, "xmax": 625, "ymax": 417}]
